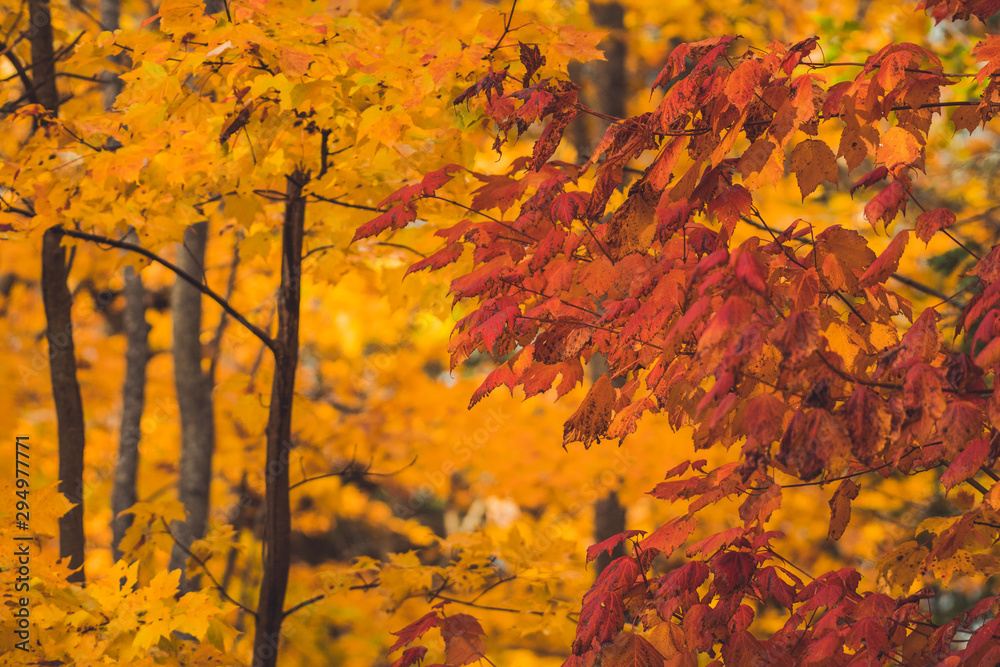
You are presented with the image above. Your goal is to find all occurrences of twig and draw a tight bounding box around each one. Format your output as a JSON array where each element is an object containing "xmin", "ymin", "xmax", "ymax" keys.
[
  {"xmin": 52, "ymin": 227, "xmax": 275, "ymax": 353},
  {"xmin": 159, "ymin": 518, "xmax": 256, "ymax": 616}
]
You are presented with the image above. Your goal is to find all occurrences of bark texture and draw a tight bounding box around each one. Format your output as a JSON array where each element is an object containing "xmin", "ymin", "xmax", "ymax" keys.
[
  {"xmin": 111, "ymin": 260, "xmax": 149, "ymax": 561},
  {"xmin": 252, "ymin": 171, "xmax": 306, "ymax": 667},
  {"xmin": 42, "ymin": 229, "xmax": 86, "ymax": 585},
  {"xmin": 168, "ymin": 221, "xmax": 216, "ymax": 590},
  {"xmin": 28, "ymin": 0, "xmax": 58, "ymax": 112}
]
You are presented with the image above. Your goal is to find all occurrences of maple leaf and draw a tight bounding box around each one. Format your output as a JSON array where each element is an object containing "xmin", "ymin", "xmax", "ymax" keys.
[
  {"xmin": 655, "ymin": 200, "xmax": 694, "ymax": 244},
  {"xmin": 755, "ymin": 566, "xmax": 798, "ymax": 609},
  {"xmin": 915, "ymin": 207, "xmax": 956, "ymax": 244},
  {"xmin": 859, "ymin": 229, "xmax": 909, "ymax": 288},
  {"xmin": 454, "ymin": 66, "xmax": 509, "ymax": 105},
  {"xmin": 941, "ymin": 436, "xmax": 990, "ymax": 491},
  {"xmin": 722, "ymin": 630, "xmax": 767, "ymax": 667},
  {"xmin": 686, "ymin": 526, "xmax": 747, "ymax": 558},
  {"xmin": 390, "ymin": 647, "xmax": 428, "ymax": 667},
  {"xmin": 389, "ymin": 612, "xmax": 440, "ymax": 653},
  {"xmin": 587, "ymin": 531, "xmax": 646, "ymax": 564},
  {"xmin": 972, "ymin": 35, "xmax": 1000, "ymax": 85},
  {"xmin": 470, "ymin": 174, "xmax": 528, "ymax": 213},
  {"xmin": 519, "ymin": 41, "xmax": 546, "ymax": 86},
  {"xmin": 707, "ymin": 185, "xmax": 752, "ymax": 235},
  {"xmin": 828, "ymin": 479, "xmax": 861, "ymax": 540},
  {"xmin": 725, "ymin": 58, "xmax": 763, "ymax": 108},
  {"xmin": 352, "ymin": 204, "xmax": 417, "ymax": 242},
  {"xmin": 468, "ymin": 362, "xmax": 517, "ymax": 407},
  {"xmin": 713, "ymin": 550, "xmax": 755, "ymax": 595},
  {"xmin": 639, "ymin": 514, "xmax": 697, "ymax": 557},
  {"xmin": 563, "ymin": 375, "xmax": 617, "ymax": 448},
  {"xmin": 841, "ymin": 386, "xmax": 886, "ymax": 464},
  {"xmin": 771, "ymin": 311, "xmax": 819, "ymax": 366},
  {"xmin": 572, "ymin": 590, "xmax": 625, "ymax": 655},
  {"xmin": 850, "ymin": 165, "xmax": 889, "ymax": 195},
  {"xmin": 440, "ymin": 614, "xmax": 486, "ymax": 666},
  {"xmin": 876, "ymin": 126, "xmax": 924, "ymax": 169},
  {"xmin": 789, "ymin": 139, "xmax": 839, "ymax": 199},
  {"xmin": 776, "ymin": 408, "xmax": 847, "ymax": 481},
  {"xmin": 600, "ymin": 633, "xmax": 666, "ymax": 667},
  {"xmin": 863, "ymin": 179, "xmax": 909, "ymax": 231}
]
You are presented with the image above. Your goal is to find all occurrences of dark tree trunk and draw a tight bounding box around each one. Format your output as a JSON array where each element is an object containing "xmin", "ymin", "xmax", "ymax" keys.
[
  {"xmin": 252, "ymin": 171, "xmax": 306, "ymax": 667},
  {"xmin": 28, "ymin": 0, "xmax": 58, "ymax": 112},
  {"xmin": 31, "ymin": 0, "xmax": 85, "ymax": 585},
  {"xmin": 168, "ymin": 222, "xmax": 216, "ymax": 590},
  {"xmin": 111, "ymin": 255, "xmax": 149, "ymax": 562},
  {"xmin": 42, "ymin": 229, "xmax": 86, "ymax": 585}
]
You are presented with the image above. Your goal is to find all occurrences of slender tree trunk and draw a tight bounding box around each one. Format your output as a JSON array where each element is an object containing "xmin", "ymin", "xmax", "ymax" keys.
[
  {"xmin": 99, "ymin": 0, "xmax": 123, "ymax": 109},
  {"xmin": 31, "ymin": 0, "xmax": 86, "ymax": 585},
  {"xmin": 253, "ymin": 171, "xmax": 306, "ymax": 667},
  {"xmin": 168, "ymin": 222, "xmax": 216, "ymax": 590},
  {"xmin": 29, "ymin": 0, "xmax": 58, "ymax": 112},
  {"xmin": 111, "ymin": 258, "xmax": 149, "ymax": 561},
  {"xmin": 590, "ymin": 2, "xmax": 627, "ymax": 121},
  {"xmin": 42, "ymin": 229, "xmax": 86, "ymax": 585}
]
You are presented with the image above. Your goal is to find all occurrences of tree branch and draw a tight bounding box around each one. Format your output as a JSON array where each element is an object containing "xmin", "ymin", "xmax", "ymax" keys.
[{"xmin": 51, "ymin": 227, "xmax": 275, "ymax": 353}]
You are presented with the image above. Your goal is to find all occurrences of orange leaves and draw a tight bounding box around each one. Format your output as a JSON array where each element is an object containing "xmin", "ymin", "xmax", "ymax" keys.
[
  {"xmin": 776, "ymin": 408, "xmax": 848, "ymax": 480},
  {"xmin": 640, "ymin": 515, "xmax": 697, "ymax": 557},
  {"xmin": 863, "ymin": 179, "xmax": 909, "ymax": 231},
  {"xmin": 388, "ymin": 612, "xmax": 486, "ymax": 667},
  {"xmin": 972, "ymin": 35, "xmax": 1000, "ymax": 85},
  {"xmin": 876, "ymin": 127, "xmax": 924, "ymax": 170},
  {"xmin": 707, "ymin": 185, "xmax": 752, "ymax": 235},
  {"xmin": 601, "ymin": 634, "xmax": 666, "ymax": 667},
  {"xmin": 771, "ymin": 311, "xmax": 819, "ymax": 367},
  {"xmin": 352, "ymin": 204, "xmax": 417, "ymax": 243},
  {"xmin": 724, "ymin": 58, "xmax": 764, "ymax": 108},
  {"xmin": 734, "ymin": 249, "xmax": 767, "ymax": 295},
  {"xmin": 941, "ymin": 437, "xmax": 990, "ymax": 491},
  {"xmin": 841, "ymin": 387, "xmax": 886, "ymax": 464},
  {"xmin": 572, "ymin": 590, "xmax": 625, "ymax": 655},
  {"xmin": 587, "ymin": 530, "xmax": 646, "ymax": 563},
  {"xmin": 563, "ymin": 374, "xmax": 616, "ymax": 448},
  {"xmin": 789, "ymin": 140, "xmax": 838, "ymax": 199},
  {"xmin": 859, "ymin": 229, "xmax": 908, "ymax": 288},
  {"xmin": 827, "ymin": 480, "xmax": 860, "ymax": 540},
  {"xmin": 915, "ymin": 208, "xmax": 956, "ymax": 244}
]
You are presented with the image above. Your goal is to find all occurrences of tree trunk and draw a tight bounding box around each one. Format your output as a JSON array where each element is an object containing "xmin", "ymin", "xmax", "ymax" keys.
[
  {"xmin": 252, "ymin": 171, "xmax": 306, "ymax": 667},
  {"xmin": 31, "ymin": 0, "xmax": 85, "ymax": 585},
  {"xmin": 590, "ymin": 2, "xmax": 627, "ymax": 121},
  {"xmin": 593, "ymin": 491, "xmax": 627, "ymax": 576},
  {"xmin": 28, "ymin": 0, "xmax": 58, "ymax": 112},
  {"xmin": 111, "ymin": 257, "xmax": 149, "ymax": 562},
  {"xmin": 42, "ymin": 229, "xmax": 86, "ymax": 585},
  {"xmin": 99, "ymin": 0, "xmax": 123, "ymax": 109},
  {"xmin": 168, "ymin": 221, "xmax": 216, "ymax": 590}
]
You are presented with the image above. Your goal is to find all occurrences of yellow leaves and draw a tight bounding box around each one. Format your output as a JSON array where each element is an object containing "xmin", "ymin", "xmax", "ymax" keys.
[
  {"xmin": 156, "ymin": 0, "xmax": 217, "ymax": 36},
  {"xmin": 476, "ymin": 9, "xmax": 508, "ymax": 40},
  {"xmin": 356, "ymin": 104, "xmax": 414, "ymax": 150},
  {"xmin": 379, "ymin": 551, "xmax": 438, "ymax": 606},
  {"xmin": 876, "ymin": 540, "xmax": 928, "ymax": 593},
  {"xmin": 235, "ymin": 393, "xmax": 270, "ymax": 433}
]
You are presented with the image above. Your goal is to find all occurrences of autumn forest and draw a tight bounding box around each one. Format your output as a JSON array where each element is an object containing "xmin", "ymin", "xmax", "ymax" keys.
[{"xmin": 4, "ymin": 0, "xmax": 1000, "ymax": 664}]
